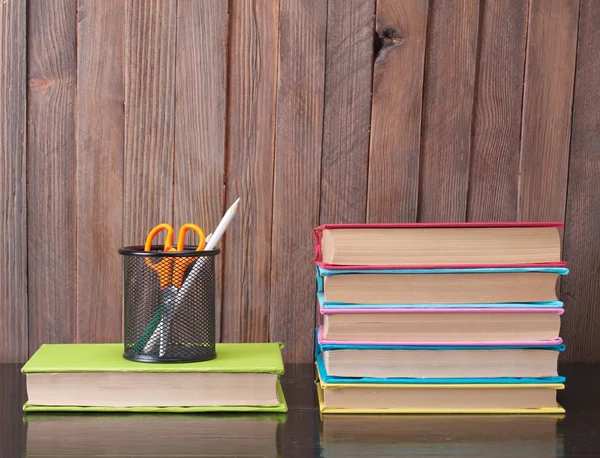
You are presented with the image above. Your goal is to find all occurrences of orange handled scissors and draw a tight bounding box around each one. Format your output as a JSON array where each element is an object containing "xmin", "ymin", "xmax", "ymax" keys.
[
  {"xmin": 143, "ymin": 223, "xmax": 206, "ymax": 289},
  {"xmin": 136, "ymin": 223, "xmax": 205, "ymax": 356}
]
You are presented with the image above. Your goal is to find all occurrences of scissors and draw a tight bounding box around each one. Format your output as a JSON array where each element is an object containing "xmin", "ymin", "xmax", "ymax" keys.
[{"xmin": 134, "ymin": 223, "xmax": 205, "ymax": 356}]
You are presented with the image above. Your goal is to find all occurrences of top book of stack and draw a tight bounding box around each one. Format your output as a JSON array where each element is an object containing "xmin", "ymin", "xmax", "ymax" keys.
[{"xmin": 313, "ymin": 223, "xmax": 565, "ymax": 269}]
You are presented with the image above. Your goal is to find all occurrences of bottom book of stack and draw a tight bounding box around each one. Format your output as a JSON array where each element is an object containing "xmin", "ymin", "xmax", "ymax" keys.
[
  {"xmin": 21, "ymin": 342, "xmax": 287, "ymax": 413},
  {"xmin": 315, "ymin": 334, "xmax": 565, "ymax": 414},
  {"xmin": 317, "ymin": 377, "xmax": 564, "ymax": 414}
]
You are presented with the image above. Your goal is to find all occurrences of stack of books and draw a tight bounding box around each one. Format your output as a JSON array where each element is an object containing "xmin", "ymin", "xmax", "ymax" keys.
[{"xmin": 313, "ymin": 222, "xmax": 568, "ymax": 414}]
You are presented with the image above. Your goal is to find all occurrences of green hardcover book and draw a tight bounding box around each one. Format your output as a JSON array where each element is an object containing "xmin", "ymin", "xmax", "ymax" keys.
[{"xmin": 22, "ymin": 343, "xmax": 287, "ymax": 413}]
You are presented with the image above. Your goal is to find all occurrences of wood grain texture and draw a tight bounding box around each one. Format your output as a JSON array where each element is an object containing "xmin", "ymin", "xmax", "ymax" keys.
[
  {"xmin": 367, "ymin": 0, "xmax": 428, "ymax": 223},
  {"xmin": 518, "ymin": 0, "xmax": 579, "ymax": 222},
  {"xmin": 561, "ymin": 0, "xmax": 598, "ymax": 363},
  {"xmin": 0, "ymin": 0, "xmax": 27, "ymax": 362},
  {"xmin": 467, "ymin": 0, "xmax": 527, "ymax": 222},
  {"xmin": 320, "ymin": 0, "xmax": 374, "ymax": 224},
  {"xmin": 124, "ymin": 0, "xmax": 176, "ymax": 246},
  {"xmin": 27, "ymin": 0, "xmax": 77, "ymax": 355},
  {"xmin": 174, "ymin": 0, "xmax": 227, "ymax": 340},
  {"xmin": 418, "ymin": 0, "xmax": 479, "ymax": 222},
  {"xmin": 76, "ymin": 0, "xmax": 125, "ymax": 343},
  {"xmin": 0, "ymin": 365, "xmax": 26, "ymax": 456},
  {"xmin": 270, "ymin": 0, "xmax": 327, "ymax": 362},
  {"xmin": 1, "ymin": 0, "xmax": 600, "ymax": 365},
  {"xmin": 221, "ymin": 0, "xmax": 279, "ymax": 343}
]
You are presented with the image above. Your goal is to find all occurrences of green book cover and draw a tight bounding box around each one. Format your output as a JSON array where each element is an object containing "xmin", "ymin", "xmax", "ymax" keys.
[
  {"xmin": 22, "ymin": 342, "xmax": 285, "ymax": 374},
  {"xmin": 22, "ymin": 342, "xmax": 287, "ymax": 413}
]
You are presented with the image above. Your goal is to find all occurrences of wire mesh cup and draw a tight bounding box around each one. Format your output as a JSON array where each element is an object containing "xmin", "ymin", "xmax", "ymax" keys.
[{"xmin": 118, "ymin": 245, "xmax": 220, "ymax": 363}]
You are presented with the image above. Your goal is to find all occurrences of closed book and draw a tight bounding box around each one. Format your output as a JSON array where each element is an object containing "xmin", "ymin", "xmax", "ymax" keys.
[
  {"xmin": 316, "ymin": 266, "xmax": 568, "ymax": 305},
  {"xmin": 315, "ymin": 335, "xmax": 565, "ymax": 383},
  {"xmin": 316, "ymin": 364, "xmax": 565, "ymax": 414},
  {"xmin": 21, "ymin": 342, "xmax": 287, "ymax": 412},
  {"xmin": 318, "ymin": 307, "xmax": 563, "ymax": 346},
  {"xmin": 313, "ymin": 222, "xmax": 565, "ymax": 268},
  {"xmin": 317, "ymin": 292, "xmax": 564, "ymax": 311}
]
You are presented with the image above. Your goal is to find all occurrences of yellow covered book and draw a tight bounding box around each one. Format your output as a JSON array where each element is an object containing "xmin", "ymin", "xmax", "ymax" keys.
[{"xmin": 316, "ymin": 364, "xmax": 564, "ymax": 414}]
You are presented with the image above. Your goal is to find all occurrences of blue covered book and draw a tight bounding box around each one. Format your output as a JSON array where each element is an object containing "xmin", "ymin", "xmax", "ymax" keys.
[
  {"xmin": 315, "ymin": 332, "xmax": 565, "ymax": 384},
  {"xmin": 316, "ymin": 265, "xmax": 568, "ymax": 308}
]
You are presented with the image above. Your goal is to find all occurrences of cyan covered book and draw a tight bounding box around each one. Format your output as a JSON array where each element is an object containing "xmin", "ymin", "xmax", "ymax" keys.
[
  {"xmin": 315, "ymin": 333, "xmax": 565, "ymax": 384},
  {"xmin": 315, "ymin": 265, "xmax": 569, "ymax": 306},
  {"xmin": 21, "ymin": 342, "xmax": 287, "ymax": 413}
]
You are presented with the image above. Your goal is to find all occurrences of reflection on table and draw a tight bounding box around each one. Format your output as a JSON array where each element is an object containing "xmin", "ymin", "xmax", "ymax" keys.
[
  {"xmin": 319, "ymin": 414, "xmax": 564, "ymax": 457},
  {"xmin": 24, "ymin": 412, "xmax": 286, "ymax": 457}
]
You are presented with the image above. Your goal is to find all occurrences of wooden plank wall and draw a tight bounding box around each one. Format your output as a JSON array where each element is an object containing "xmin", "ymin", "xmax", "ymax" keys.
[
  {"xmin": 1, "ymin": 0, "xmax": 597, "ymax": 363},
  {"xmin": 0, "ymin": 0, "xmax": 27, "ymax": 362}
]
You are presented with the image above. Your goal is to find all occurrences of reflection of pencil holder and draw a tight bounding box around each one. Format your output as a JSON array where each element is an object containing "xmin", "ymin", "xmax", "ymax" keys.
[{"xmin": 118, "ymin": 245, "xmax": 220, "ymax": 363}]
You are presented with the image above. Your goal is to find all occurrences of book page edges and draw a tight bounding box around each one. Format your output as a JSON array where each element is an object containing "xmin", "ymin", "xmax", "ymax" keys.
[
  {"xmin": 23, "ymin": 378, "xmax": 288, "ymax": 413},
  {"xmin": 315, "ymin": 382, "xmax": 564, "ymax": 414}
]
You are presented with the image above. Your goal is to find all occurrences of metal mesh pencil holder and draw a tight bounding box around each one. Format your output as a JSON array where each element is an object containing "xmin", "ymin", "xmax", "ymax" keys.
[{"xmin": 118, "ymin": 245, "xmax": 220, "ymax": 363}]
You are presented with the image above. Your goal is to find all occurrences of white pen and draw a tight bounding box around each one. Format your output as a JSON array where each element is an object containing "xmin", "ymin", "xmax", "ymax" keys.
[{"xmin": 204, "ymin": 198, "xmax": 240, "ymax": 250}]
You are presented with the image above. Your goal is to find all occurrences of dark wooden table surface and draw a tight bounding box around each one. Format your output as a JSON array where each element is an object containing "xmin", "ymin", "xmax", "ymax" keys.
[{"xmin": 2, "ymin": 362, "xmax": 599, "ymax": 457}]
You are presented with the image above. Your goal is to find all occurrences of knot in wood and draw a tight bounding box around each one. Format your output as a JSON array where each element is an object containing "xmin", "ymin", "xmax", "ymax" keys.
[{"xmin": 374, "ymin": 27, "xmax": 405, "ymax": 64}]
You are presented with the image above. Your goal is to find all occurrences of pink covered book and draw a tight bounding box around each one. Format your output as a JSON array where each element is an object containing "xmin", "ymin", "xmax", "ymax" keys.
[
  {"xmin": 313, "ymin": 222, "xmax": 566, "ymax": 270},
  {"xmin": 317, "ymin": 307, "xmax": 564, "ymax": 347}
]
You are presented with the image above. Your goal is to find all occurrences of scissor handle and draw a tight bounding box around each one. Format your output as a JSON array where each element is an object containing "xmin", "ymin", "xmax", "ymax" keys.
[
  {"xmin": 144, "ymin": 223, "xmax": 175, "ymax": 252},
  {"xmin": 144, "ymin": 223, "xmax": 205, "ymax": 252},
  {"xmin": 176, "ymin": 223, "xmax": 206, "ymax": 251},
  {"xmin": 143, "ymin": 223, "xmax": 204, "ymax": 289}
]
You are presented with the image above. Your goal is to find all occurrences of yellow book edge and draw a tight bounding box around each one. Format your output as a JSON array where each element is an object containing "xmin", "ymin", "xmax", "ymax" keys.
[{"xmin": 315, "ymin": 365, "xmax": 565, "ymax": 415}]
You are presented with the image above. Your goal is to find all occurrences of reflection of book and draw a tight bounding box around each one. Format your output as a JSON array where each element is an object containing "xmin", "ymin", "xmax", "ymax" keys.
[
  {"xmin": 25, "ymin": 413, "xmax": 285, "ymax": 457},
  {"xmin": 22, "ymin": 343, "xmax": 287, "ymax": 412},
  {"xmin": 320, "ymin": 414, "xmax": 563, "ymax": 457}
]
